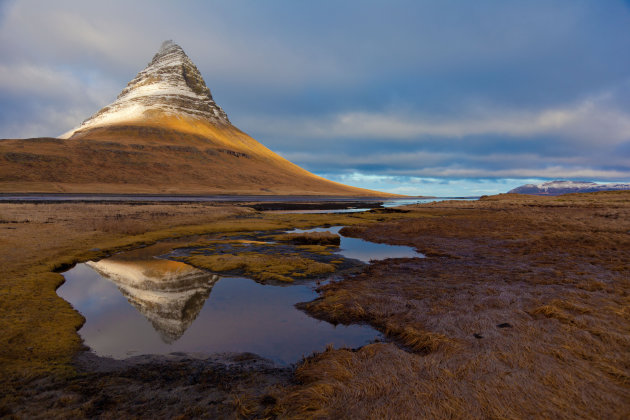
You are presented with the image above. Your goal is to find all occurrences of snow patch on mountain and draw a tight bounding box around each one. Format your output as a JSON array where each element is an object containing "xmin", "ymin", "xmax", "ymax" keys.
[
  {"xmin": 60, "ymin": 40, "xmax": 229, "ymax": 139},
  {"xmin": 509, "ymin": 180, "xmax": 630, "ymax": 195}
]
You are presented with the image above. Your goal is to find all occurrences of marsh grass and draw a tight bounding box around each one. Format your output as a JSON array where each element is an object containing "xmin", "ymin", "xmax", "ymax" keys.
[
  {"xmin": 185, "ymin": 252, "xmax": 336, "ymax": 282},
  {"xmin": 2, "ymin": 193, "xmax": 629, "ymax": 418},
  {"xmin": 280, "ymin": 191, "xmax": 630, "ymax": 419},
  {"xmin": 271, "ymin": 231, "xmax": 340, "ymax": 246},
  {"xmin": 0, "ymin": 202, "xmax": 407, "ymax": 379},
  {"xmin": 295, "ymin": 244, "xmax": 335, "ymax": 255}
]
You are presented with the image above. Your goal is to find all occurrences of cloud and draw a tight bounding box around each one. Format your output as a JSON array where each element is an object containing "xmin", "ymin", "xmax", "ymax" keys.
[
  {"xmin": 0, "ymin": 64, "xmax": 87, "ymax": 98},
  {"xmin": 319, "ymin": 173, "xmax": 549, "ymax": 196},
  {"xmin": 0, "ymin": 60, "xmax": 123, "ymax": 137},
  {"xmin": 243, "ymin": 89, "xmax": 630, "ymax": 144},
  {"xmin": 0, "ymin": 106, "xmax": 87, "ymax": 139},
  {"xmin": 385, "ymin": 167, "xmax": 630, "ymax": 180},
  {"xmin": 1, "ymin": 0, "xmax": 629, "ymax": 194},
  {"xmin": 283, "ymin": 149, "xmax": 630, "ymax": 181},
  {"xmin": 281, "ymin": 149, "xmax": 630, "ymax": 170}
]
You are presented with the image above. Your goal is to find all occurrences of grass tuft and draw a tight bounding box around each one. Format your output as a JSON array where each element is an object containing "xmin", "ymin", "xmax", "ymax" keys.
[
  {"xmin": 272, "ymin": 231, "xmax": 340, "ymax": 246},
  {"xmin": 185, "ymin": 253, "xmax": 336, "ymax": 282}
]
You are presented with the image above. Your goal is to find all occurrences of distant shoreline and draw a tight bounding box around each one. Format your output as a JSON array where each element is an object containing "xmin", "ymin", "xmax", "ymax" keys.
[{"xmin": 0, "ymin": 193, "xmax": 449, "ymax": 203}]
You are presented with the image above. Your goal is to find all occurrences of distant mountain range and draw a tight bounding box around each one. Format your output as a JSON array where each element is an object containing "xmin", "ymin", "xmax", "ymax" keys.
[
  {"xmin": 0, "ymin": 40, "xmax": 393, "ymax": 196},
  {"xmin": 509, "ymin": 181, "xmax": 630, "ymax": 196}
]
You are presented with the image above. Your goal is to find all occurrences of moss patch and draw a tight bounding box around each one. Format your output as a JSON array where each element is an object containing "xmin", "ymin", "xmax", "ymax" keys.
[
  {"xmin": 272, "ymin": 232, "xmax": 340, "ymax": 246},
  {"xmin": 296, "ymin": 244, "xmax": 335, "ymax": 255},
  {"xmin": 185, "ymin": 253, "xmax": 336, "ymax": 283}
]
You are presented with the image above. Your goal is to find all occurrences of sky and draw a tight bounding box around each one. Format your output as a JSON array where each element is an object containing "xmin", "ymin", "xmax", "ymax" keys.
[{"xmin": 1, "ymin": 0, "xmax": 629, "ymax": 196}]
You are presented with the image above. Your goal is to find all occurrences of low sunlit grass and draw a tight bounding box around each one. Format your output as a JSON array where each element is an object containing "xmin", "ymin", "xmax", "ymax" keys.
[
  {"xmin": 272, "ymin": 231, "xmax": 340, "ymax": 246},
  {"xmin": 296, "ymin": 244, "xmax": 335, "ymax": 255},
  {"xmin": 0, "ymin": 202, "xmax": 413, "ymax": 383},
  {"xmin": 185, "ymin": 252, "xmax": 336, "ymax": 282}
]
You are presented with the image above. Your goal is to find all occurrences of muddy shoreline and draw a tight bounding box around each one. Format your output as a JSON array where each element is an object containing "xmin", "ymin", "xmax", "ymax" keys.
[{"xmin": 6, "ymin": 352, "xmax": 294, "ymax": 419}]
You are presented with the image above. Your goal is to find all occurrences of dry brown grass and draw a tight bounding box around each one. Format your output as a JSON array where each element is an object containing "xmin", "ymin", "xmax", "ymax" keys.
[
  {"xmin": 2, "ymin": 192, "xmax": 629, "ymax": 418},
  {"xmin": 0, "ymin": 199, "xmax": 411, "ymax": 418},
  {"xmin": 281, "ymin": 191, "xmax": 630, "ymax": 419}
]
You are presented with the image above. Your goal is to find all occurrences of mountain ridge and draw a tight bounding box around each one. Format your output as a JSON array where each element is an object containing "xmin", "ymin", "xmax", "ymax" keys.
[
  {"xmin": 509, "ymin": 180, "xmax": 630, "ymax": 195},
  {"xmin": 60, "ymin": 40, "xmax": 230, "ymax": 139},
  {"xmin": 1, "ymin": 41, "xmax": 397, "ymax": 197}
]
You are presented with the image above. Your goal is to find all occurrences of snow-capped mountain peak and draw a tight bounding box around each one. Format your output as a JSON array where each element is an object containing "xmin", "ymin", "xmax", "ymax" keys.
[
  {"xmin": 509, "ymin": 180, "xmax": 630, "ymax": 195},
  {"xmin": 60, "ymin": 40, "xmax": 229, "ymax": 139}
]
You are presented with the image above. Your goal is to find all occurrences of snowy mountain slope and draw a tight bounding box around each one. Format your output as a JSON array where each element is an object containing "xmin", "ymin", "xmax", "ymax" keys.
[
  {"xmin": 509, "ymin": 181, "xmax": 630, "ymax": 195},
  {"xmin": 60, "ymin": 40, "xmax": 228, "ymax": 139}
]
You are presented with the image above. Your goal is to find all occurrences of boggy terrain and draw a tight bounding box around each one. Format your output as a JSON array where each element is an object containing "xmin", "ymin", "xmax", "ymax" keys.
[
  {"xmin": 1, "ymin": 192, "xmax": 629, "ymax": 418},
  {"xmin": 0, "ymin": 200, "xmax": 399, "ymax": 418},
  {"xmin": 288, "ymin": 192, "xmax": 630, "ymax": 418}
]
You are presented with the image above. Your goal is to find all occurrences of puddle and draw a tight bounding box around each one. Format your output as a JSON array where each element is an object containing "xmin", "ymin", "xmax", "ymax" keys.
[
  {"xmin": 58, "ymin": 225, "xmax": 422, "ymax": 364},
  {"xmin": 289, "ymin": 226, "xmax": 423, "ymax": 262},
  {"xmin": 59, "ymin": 250, "xmax": 380, "ymax": 365}
]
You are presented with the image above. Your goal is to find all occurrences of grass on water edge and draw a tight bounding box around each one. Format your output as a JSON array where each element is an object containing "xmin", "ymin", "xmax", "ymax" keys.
[{"xmin": 0, "ymin": 203, "xmax": 410, "ymax": 381}]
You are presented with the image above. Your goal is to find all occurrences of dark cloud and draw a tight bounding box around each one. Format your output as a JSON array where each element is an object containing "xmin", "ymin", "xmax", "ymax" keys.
[{"xmin": 1, "ymin": 0, "xmax": 629, "ymax": 194}]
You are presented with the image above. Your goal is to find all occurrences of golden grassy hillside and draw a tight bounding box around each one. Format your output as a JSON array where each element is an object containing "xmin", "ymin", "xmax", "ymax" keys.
[{"xmin": 0, "ymin": 115, "xmax": 394, "ymax": 196}]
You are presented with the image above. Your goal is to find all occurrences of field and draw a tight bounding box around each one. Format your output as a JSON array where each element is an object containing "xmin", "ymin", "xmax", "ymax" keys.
[{"xmin": 0, "ymin": 192, "xmax": 628, "ymax": 418}]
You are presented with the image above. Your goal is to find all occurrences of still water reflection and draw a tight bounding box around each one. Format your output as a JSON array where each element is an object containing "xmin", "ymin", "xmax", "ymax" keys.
[
  {"xmin": 58, "ymin": 225, "xmax": 423, "ymax": 364},
  {"xmin": 290, "ymin": 226, "xmax": 422, "ymax": 262},
  {"xmin": 85, "ymin": 258, "xmax": 218, "ymax": 343},
  {"xmin": 60, "ymin": 261, "xmax": 379, "ymax": 364}
]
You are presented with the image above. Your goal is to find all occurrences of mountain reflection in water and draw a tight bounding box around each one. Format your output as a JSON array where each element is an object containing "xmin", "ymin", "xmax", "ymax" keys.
[
  {"xmin": 86, "ymin": 257, "xmax": 218, "ymax": 343},
  {"xmin": 59, "ymin": 239, "xmax": 383, "ymax": 363},
  {"xmin": 59, "ymin": 226, "xmax": 424, "ymax": 361}
]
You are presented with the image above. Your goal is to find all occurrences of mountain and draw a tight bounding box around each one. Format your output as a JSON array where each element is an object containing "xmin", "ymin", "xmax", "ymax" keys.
[
  {"xmin": 59, "ymin": 40, "xmax": 230, "ymax": 139},
  {"xmin": 509, "ymin": 180, "xmax": 630, "ymax": 195},
  {"xmin": 0, "ymin": 41, "xmax": 393, "ymax": 196}
]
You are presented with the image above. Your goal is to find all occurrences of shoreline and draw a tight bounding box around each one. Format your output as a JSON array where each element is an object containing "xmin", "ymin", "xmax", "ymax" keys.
[{"xmin": 0, "ymin": 192, "xmax": 434, "ymax": 203}]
